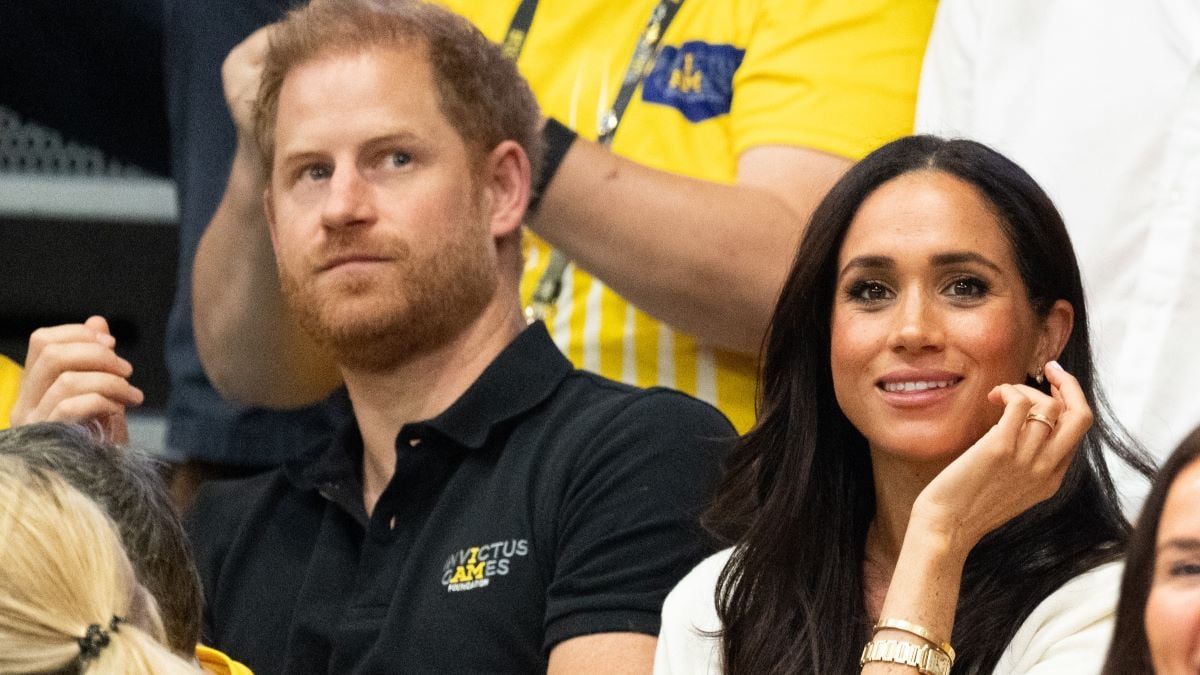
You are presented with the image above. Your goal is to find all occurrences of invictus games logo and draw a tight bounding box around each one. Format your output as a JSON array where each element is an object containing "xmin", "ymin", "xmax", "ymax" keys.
[{"xmin": 441, "ymin": 539, "xmax": 529, "ymax": 592}]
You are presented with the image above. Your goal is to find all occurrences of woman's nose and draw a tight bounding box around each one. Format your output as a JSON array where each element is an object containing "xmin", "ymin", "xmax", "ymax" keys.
[{"xmin": 887, "ymin": 290, "xmax": 945, "ymax": 353}]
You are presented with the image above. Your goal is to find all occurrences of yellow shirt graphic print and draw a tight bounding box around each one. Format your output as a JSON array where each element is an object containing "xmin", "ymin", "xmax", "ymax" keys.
[{"xmin": 437, "ymin": 0, "xmax": 936, "ymax": 432}]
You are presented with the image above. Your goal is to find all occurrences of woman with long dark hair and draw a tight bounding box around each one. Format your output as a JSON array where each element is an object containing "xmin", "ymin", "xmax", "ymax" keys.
[
  {"xmin": 1103, "ymin": 425, "xmax": 1200, "ymax": 675},
  {"xmin": 655, "ymin": 136, "xmax": 1152, "ymax": 674}
]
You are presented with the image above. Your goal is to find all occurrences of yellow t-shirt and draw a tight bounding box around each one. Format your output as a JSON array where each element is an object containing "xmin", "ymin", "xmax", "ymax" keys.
[
  {"xmin": 0, "ymin": 355, "xmax": 21, "ymax": 430},
  {"xmin": 196, "ymin": 645, "xmax": 254, "ymax": 675},
  {"xmin": 439, "ymin": 0, "xmax": 936, "ymax": 431}
]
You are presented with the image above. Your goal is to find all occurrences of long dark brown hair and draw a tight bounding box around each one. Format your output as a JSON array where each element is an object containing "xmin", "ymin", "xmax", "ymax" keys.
[
  {"xmin": 1103, "ymin": 425, "xmax": 1200, "ymax": 674},
  {"xmin": 706, "ymin": 135, "xmax": 1153, "ymax": 674}
]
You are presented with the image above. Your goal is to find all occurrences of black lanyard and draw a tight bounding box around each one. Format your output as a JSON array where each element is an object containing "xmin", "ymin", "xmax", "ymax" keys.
[
  {"xmin": 503, "ymin": 0, "xmax": 685, "ymax": 146},
  {"xmin": 509, "ymin": 0, "xmax": 687, "ymax": 321}
]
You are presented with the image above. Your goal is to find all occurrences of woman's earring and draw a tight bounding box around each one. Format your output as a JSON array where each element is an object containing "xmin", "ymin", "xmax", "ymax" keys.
[{"xmin": 1032, "ymin": 366, "xmax": 1045, "ymax": 385}]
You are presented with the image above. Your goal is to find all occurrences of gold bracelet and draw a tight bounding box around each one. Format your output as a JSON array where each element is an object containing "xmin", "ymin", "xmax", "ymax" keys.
[
  {"xmin": 860, "ymin": 639, "xmax": 952, "ymax": 675},
  {"xmin": 874, "ymin": 618, "xmax": 955, "ymax": 664}
]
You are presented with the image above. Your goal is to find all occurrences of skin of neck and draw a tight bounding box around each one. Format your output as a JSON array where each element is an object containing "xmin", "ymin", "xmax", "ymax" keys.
[
  {"xmin": 340, "ymin": 266, "xmax": 526, "ymax": 516},
  {"xmin": 864, "ymin": 448, "xmax": 954, "ymax": 597}
]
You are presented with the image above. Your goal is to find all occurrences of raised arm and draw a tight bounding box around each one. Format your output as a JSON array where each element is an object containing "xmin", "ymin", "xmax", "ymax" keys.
[{"xmin": 191, "ymin": 26, "xmax": 340, "ymax": 407}]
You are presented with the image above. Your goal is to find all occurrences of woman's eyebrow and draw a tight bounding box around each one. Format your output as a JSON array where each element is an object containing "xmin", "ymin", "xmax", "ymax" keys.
[
  {"xmin": 838, "ymin": 255, "xmax": 893, "ymax": 280},
  {"xmin": 1158, "ymin": 537, "xmax": 1200, "ymax": 554},
  {"xmin": 930, "ymin": 251, "xmax": 1003, "ymax": 273}
]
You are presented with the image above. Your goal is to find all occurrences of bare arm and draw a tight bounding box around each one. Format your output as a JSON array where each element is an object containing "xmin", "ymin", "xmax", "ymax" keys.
[
  {"xmin": 548, "ymin": 632, "xmax": 656, "ymax": 675},
  {"xmin": 191, "ymin": 26, "xmax": 340, "ymax": 407},
  {"xmin": 530, "ymin": 141, "xmax": 848, "ymax": 354}
]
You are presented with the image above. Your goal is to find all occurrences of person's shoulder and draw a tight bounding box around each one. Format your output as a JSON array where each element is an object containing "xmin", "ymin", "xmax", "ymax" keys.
[
  {"xmin": 996, "ymin": 561, "xmax": 1124, "ymax": 673},
  {"xmin": 1029, "ymin": 560, "xmax": 1124, "ymax": 617},
  {"xmin": 654, "ymin": 548, "xmax": 732, "ymax": 674},
  {"xmin": 662, "ymin": 547, "xmax": 733, "ymax": 629},
  {"xmin": 187, "ymin": 468, "xmax": 292, "ymax": 546},
  {"xmin": 191, "ymin": 469, "xmax": 286, "ymax": 517},
  {"xmin": 556, "ymin": 368, "xmax": 733, "ymax": 432},
  {"xmin": 195, "ymin": 644, "xmax": 255, "ymax": 675}
]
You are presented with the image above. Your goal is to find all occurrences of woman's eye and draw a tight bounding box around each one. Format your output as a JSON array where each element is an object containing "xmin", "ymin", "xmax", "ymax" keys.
[
  {"xmin": 946, "ymin": 277, "xmax": 988, "ymax": 298},
  {"xmin": 847, "ymin": 281, "xmax": 893, "ymax": 303},
  {"xmin": 388, "ymin": 151, "xmax": 412, "ymax": 168},
  {"xmin": 1169, "ymin": 562, "xmax": 1200, "ymax": 577}
]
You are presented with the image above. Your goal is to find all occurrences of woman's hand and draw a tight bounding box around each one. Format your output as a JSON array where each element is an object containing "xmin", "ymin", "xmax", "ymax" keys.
[
  {"xmin": 909, "ymin": 361, "xmax": 1094, "ymax": 557},
  {"xmin": 9, "ymin": 316, "xmax": 143, "ymax": 444}
]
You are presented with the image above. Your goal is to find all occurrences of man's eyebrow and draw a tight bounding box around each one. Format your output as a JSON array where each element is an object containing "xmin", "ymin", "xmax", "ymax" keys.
[{"xmin": 930, "ymin": 251, "xmax": 1003, "ymax": 273}]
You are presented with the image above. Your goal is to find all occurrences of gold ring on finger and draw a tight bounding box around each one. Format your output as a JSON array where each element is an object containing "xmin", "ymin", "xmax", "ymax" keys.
[{"xmin": 1025, "ymin": 412, "xmax": 1057, "ymax": 431}]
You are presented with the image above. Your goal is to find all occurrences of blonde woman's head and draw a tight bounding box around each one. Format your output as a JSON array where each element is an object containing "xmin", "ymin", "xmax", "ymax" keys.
[{"xmin": 0, "ymin": 455, "xmax": 197, "ymax": 674}]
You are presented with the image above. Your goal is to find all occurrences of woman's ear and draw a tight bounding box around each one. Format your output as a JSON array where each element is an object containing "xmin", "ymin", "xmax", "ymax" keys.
[{"xmin": 1038, "ymin": 299, "xmax": 1075, "ymax": 365}]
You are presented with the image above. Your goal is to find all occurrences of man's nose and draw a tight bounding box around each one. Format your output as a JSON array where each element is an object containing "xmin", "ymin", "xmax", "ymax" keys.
[{"xmin": 321, "ymin": 166, "xmax": 376, "ymax": 229}]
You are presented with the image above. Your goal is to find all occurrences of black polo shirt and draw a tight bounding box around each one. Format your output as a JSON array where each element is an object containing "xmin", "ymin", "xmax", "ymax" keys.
[{"xmin": 188, "ymin": 322, "xmax": 733, "ymax": 674}]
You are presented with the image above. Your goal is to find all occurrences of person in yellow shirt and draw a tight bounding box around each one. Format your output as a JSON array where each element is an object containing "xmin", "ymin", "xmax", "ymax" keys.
[
  {"xmin": 0, "ymin": 354, "xmax": 20, "ymax": 430},
  {"xmin": 190, "ymin": 0, "xmax": 935, "ymax": 444}
]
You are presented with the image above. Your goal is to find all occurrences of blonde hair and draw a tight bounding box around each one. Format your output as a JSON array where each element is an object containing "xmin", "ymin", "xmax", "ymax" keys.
[{"xmin": 0, "ymin": 456, "xmax": 197, "ymax": 674}]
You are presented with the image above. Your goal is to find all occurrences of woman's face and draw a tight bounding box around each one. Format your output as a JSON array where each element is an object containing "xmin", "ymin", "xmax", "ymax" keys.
[
  {"xmin": 830, "ymin": 170, "xmax": 1058, "ymax": 464},
  {"xmin": 1146, "ymin": 458, "xmax": 1200, "ymax": 674}
]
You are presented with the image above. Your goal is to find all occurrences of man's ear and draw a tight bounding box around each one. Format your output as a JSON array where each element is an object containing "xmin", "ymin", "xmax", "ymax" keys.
[
  {"xmin": 1038, "ymin": 299, "xmax": 1074, "ymax": 365},
  {"xmin": 483, "ymin": 140, "xmax": 531, "ymax": 238}
]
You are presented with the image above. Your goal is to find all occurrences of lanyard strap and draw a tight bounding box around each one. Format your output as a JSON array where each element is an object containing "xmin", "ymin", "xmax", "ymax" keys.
[
  {"xmin": 517, "ymin": 0, "xmax": 687, "ymax": 322},
  {"xmin": 501, "ymin": 0, "xmax": 540, "ymax": 61},
  {"xmin": 597, "ymin": 0, "xmax": 684, "ymax": 146}
]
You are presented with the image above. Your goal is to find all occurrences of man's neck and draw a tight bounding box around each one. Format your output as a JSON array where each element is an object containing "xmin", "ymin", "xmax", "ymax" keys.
[{"xmin": 341, "ymin": 300, "xmax": 526, "ymax": 515}]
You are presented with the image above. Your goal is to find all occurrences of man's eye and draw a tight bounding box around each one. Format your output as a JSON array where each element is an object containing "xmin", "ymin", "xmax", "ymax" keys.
[
  {"xmin": 847, "ymin": 281, "xmax": 892, "ymax": 303},
  {"xmin": 946, "ymin": 277, "xmax": 988, "ymax": 298},
  {"xmin": 389, "ymin": 151, "xmax": 412, "ymax": 167},
  {"xmin": 303, "ymin": 164, "xmax": 331, "ymax": 181}
]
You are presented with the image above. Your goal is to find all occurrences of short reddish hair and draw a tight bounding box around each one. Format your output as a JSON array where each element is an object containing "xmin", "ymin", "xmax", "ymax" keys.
[{"xmin": 255, "ymin": 0, "xmax": 543, "ymax": 181}]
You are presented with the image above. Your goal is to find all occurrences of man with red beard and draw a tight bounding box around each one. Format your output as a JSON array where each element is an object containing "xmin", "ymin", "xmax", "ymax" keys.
[{"xmin": 184, "ymin": 2, "xmax": 733, "ymax": 673}]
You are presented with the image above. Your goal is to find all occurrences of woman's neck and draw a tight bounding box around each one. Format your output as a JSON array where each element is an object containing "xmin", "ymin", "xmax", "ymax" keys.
[{"xmin": 866, "ymin": 447, "xmax": 954, "ymax": 570}]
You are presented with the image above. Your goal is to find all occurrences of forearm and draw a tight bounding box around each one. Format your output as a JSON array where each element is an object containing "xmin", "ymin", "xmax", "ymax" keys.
[
  {"xmin": 192, "ymin": 139, "xmax": 340, "ymax": 407},
  {"xmin": 864, "ymin": 522, "xmax": 967, "ymax": 673},
  {"xmin": 529, "ymin": 138, "xmax": 846, "ymax": 354}
]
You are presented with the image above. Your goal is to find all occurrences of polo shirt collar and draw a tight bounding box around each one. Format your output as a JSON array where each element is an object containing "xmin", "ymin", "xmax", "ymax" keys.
[{"xmin": 286, "ymin": 321, "xmax": 571, "ymax": 492}]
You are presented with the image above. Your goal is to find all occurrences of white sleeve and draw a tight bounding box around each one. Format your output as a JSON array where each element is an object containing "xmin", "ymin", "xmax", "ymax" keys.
[
  {"xmin": 992, "ymin": 561, "xmax": 1123, "ymax": 675},
  {"xmin": 914, "ymin": 0, "xmax": 982, "ymax": 136},
  {"xmin": 652, "ymin": 549, "xmax": 731, "ymax": 675}
]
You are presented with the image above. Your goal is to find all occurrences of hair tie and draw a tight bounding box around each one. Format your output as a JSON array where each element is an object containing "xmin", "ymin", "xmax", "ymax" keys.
[{"xmin": 77, "ymin": 615, "xmax": 124, "ymax": 661}]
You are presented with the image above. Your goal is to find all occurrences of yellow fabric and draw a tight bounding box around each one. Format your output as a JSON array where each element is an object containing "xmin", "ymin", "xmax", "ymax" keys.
[
  {"xmin": 196, "ymin": 645, "xmax": 254, "ymax": 675},
  {"xmin": 438, "ymin": 0, "xmax": 936, "ymax": 431},
  {"xmin": 0, "ymin": 355, "xmax": 21, "ymax": 430}
]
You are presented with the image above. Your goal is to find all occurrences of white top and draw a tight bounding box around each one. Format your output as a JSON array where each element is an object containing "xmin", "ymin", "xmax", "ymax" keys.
[
  {"xmin": 653, "ymin": 548, "xmax": 1124, "ymax": 675},
  {"xmin": 915, "ymin": 0, "xmax": 1200, "ymax": 496}
]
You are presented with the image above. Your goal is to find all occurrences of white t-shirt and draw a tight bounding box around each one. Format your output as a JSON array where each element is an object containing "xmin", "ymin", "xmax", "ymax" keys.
[
  {"xmin": 654, "ymin": 548, "xmax": 1123, "ymax": 674},
  {"xmin": 915, "ymin": 0, "xmax": 1200, "ymax": 503}
]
